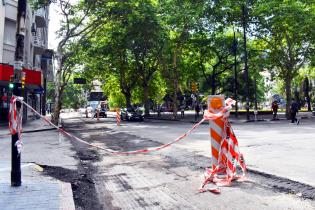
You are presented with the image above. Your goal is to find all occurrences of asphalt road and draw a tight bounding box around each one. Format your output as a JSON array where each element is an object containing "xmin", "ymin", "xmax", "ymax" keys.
[{"xmin": 62, "ymin": 113, "xmax": 315, "ymax": 210}]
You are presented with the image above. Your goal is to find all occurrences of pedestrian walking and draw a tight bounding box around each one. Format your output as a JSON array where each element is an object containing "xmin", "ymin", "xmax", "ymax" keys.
[
  {"xmin": 195, "ymin": 103, "xmax": 200, "ymax": 121},
  {"xmin": 157, "ymin": 105, "xmax": 161, "ymax": 117},
  {"xmin": 290, "ymin": 99, "xmax": 299, "ymax": 124},
  {"xmin": 202, "ymin": 103, "xmax": 207, "ymax": 115},
  {"xmin": 180, "ymin": 105, "xmax": 185, "ymax": 118},
  {"xmin": 272, "ymin": 101, "xmax": 278, "ymax": 119}
]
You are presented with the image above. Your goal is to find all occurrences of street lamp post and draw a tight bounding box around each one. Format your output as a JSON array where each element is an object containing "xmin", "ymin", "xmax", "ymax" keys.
[
  {"xmin": 242, "ymin": 4, "xmax": 250, "ymax": 121},
  {"xmin": 233, "ymin": 26, "xmax": 238, "ymax": 118},
  {"xmin": 303, "ymin": 75, "xmax": 311, "ymax": 111},
  {"xmin": 254, "ymin": 77, "xmax": 258, "ymax": 110}
]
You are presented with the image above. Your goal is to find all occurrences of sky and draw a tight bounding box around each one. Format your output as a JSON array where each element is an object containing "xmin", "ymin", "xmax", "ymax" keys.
[
  {"xmin": 48, "ymin": 0, "xmax": 79, "ymax": 50},
  {"xmin": 48, "ymin": 4, "xmax": 61, "ymax": 50}
]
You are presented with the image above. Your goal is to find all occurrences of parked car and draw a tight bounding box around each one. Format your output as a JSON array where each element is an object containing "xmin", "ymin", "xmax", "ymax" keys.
[
  {"xmin": 121, "ymin": 107, "xmax": 144, "ymax": 121},
  {"xmin": 94, "ymin": 108, "xmax": 107, "ymax": 118}
]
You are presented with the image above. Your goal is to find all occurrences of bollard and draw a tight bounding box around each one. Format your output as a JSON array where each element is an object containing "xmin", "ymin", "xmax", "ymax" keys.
[
  {"xmin": 116, "ymin": 108, "xmax": 121, "ymax": 126},
  {"xmin": 97, "ymin": 109, "xmax": 100, "ymax": 121}
]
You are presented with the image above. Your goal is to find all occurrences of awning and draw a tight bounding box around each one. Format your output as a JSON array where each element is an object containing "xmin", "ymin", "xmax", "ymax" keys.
[{"xmin": 0, "ymin": 63, "xmax": 42, "ymax": 86}]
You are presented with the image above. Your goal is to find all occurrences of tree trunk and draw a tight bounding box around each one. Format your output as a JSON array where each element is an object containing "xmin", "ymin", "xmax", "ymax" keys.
[
  {"xmin": 124, "ymin": 91, "xmax": 132, "ymax": 108},
  {"xmin": 285, "ymin": 76, "xmax": 292, "ymax": 119},
  {"xmin": 143, "ymin": 84, "xmax": 150, "ymax": 116},
  {"xmin": 307, "ymin": 94, "xmax": 311, "ymax": 111},
  {"xmin": 52, "ymin": 66, "xmax": 62, "ymax": 125},
  {"xmin": 171, "ymin": 52, "xmax": 180, "ymax": 119},
  {"xmin": 211, "ymin": 70, "xmax": 216, "ymax": 95},
  {"xmin": 172, "ymin": 77, "xmax": 179, "ymax": 119}
]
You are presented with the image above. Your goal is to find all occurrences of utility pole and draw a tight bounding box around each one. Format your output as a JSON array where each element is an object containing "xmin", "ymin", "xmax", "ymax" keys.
[
  {"xmin": 11, "ymin": 0, "xmax": 27, "ymax": 187},
  {"xmin": 242, "ymin": 4, "xmax": 250, "ymax": 121},
  {"xmin": 233, "ymin": 26, "xmax": 238, "ymax": 118}
]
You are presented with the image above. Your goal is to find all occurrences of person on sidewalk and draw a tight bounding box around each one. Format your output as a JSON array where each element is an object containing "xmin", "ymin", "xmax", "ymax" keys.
[
  {"xmin": 272, "ymin": 101, "xmax": 278, "ymax": 120},
  {"xmin": 195, "ymin": 103, "xmax": 200, "ymax": 121},
  {"xmin": 290, "ymin": 99, "xmax": 299, "ymax": 124}
]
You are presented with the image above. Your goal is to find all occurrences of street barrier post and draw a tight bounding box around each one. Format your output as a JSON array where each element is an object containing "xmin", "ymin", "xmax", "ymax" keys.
[{"xmin": 116, "ymin": 108, "xmax": 121, "ymax": 126}]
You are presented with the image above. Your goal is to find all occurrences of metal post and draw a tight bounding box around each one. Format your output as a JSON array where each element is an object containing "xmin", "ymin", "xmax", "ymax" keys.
[
  {"xmin": 42, "ymin": 78, "xmax": 46, "ymax": 115},
  {"xmin": 11, "ymin": 0, "xmax": 27, "ymax": 187},
  {"xmin": 242, "ymin": 4, "xmax": 250, "ymax": 121}
]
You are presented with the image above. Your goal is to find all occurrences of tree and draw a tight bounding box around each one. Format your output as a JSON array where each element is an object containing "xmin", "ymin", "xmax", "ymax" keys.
[
  {"xmin": 32, "ymin": 0, "xmax": 105, "ymax": 124},
  {"xmin": 252, "ymin": 0, "xmax": 315, "ymax": 117},
  {"xmin": 127, "ymin": 1, "xmax": 163, "ymax": 116},
  {"xmin": 159, "ymin": 0, "xmax": 207, "ymax": 118}
]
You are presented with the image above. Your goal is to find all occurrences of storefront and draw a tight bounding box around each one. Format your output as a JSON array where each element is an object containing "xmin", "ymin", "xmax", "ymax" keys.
[{"xmin": 0, "ymin": 63, "xmax": 42, "ymax": 123}]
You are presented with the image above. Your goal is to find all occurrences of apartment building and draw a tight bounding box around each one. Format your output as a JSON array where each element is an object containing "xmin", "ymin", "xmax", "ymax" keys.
[{"xmin": 0, "ymin": 0, "xmax": 52, "ymax": 122}]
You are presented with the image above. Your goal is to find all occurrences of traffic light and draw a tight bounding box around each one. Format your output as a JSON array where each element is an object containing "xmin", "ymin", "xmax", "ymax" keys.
[
  {"xmin": 191, "ymin": 82, "xmax": 196, "ymax": 93},
  {"xmin": 9, "ymin": 75, "xmax": 14, "ymax": 89},
  {"xmin": 21, "ymin": 72, "xmax": 26, "ymax": 88},
  {"xmin": 191, "ymin": 82, "xmax": 199, "ymax": 93}
]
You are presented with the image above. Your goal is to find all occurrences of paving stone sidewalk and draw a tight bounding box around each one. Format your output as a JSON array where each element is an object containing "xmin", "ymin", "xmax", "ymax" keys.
[{"xmin": 0, "ymin": 117, "xmax": 76, "ymax": 210}]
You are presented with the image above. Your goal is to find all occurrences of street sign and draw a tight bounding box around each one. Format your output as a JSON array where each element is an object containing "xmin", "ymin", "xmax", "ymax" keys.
[
  {"xmin": 89, "ymin": 92, "xmax": 103, "ymax": 101},
  {"xmin": 74, "ymin": 78, "xmax": 86, "ymax": 84}
]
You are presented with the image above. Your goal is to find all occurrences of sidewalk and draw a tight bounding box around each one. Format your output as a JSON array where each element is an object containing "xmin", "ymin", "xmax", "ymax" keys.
[
  {"xmin": 0, "ymin": 118, "xmax": 76, "ymax": 210},
  {"xmin": 145, "ymin": 110, "xmax": 314, "ymax": 124}
]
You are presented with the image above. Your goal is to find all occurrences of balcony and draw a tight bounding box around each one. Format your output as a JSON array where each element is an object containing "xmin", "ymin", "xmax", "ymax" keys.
[
  {"xmin": 33, "ymin": 36, "xmax": 45, "ymax": 54},
  {"xmin": 35, "ymin": 8, "xmax": 47, "ymax": 28}
]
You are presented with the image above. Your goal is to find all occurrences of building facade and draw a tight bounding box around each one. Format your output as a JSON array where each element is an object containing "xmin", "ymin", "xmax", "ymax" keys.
[{"xmin": 0, "ymin": 0, "xmax": 52, "ymax": 122}]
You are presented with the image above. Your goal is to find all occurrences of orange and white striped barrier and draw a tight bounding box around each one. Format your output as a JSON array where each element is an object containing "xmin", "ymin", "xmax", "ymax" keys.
[
  {"xmin": 199, "ymin": 96, "xmax": 246, "ymax": 193},
  {"xmin": 116, "ymin": 108, "xmax": 121, "ymax": 126},
  {"xmin": 208, "ymin": 95, "xmax": 225, "ymax": 171}
]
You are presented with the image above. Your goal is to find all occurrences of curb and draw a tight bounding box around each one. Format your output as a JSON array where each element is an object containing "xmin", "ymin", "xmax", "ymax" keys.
[
  {"xmin": 145, "ymin": 115, "xmax": 314, "ymax": 124},
  {"xmin": 22, "ymin": 127, "xmax": 61, "ymax": 133},
  {"xmin": 60, "ymin": 182, "xmax": 76, "ymax": 210}
]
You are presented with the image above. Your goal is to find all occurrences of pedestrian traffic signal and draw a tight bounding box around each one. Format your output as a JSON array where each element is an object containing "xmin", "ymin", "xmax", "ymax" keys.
[
  {"xmin": 21, "ymin": 72, "xmax": 26, "ymax": 88},
  {"xmin": 9, "ymin": 83, "xmax": 14, "ymax": 89}
]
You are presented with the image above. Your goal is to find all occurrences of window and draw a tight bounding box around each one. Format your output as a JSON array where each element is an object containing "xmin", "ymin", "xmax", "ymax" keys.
[{"xmin": 4, "ymin": 19, "xmax": 16, "ymax": 46}]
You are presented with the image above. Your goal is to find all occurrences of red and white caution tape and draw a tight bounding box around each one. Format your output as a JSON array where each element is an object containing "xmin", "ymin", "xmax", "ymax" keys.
[
  {"xmin": 12, "ymin": 97, "xmax": 247, "ymax": 194},
  {"xmin": 9, "ymin": 96, "xmax": 24, "ymax": 154},
  {"xmin": 17, "ymin": 98, "xmax": 206, "ymax": 155}
]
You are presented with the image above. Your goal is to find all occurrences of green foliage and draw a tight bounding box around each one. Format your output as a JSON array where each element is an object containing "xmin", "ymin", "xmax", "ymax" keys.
[
  {"xmin": 60, "ymin": 0, "xmax": 315, "ymax": 114},
  {"xmin": 30, "ymin": 0, "xmax": 55, "ymax": 9},
  {"xmin": 62, "ymin": 83, "xmax": 87, "ymax": 109}
]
